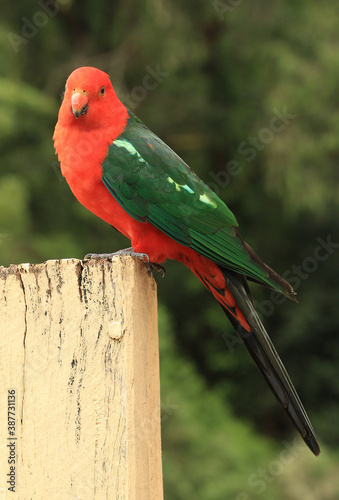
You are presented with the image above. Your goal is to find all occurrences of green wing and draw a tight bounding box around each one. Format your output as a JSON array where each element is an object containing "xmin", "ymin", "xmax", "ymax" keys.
[{"xmin": 102, "ymin": 112, "xmax": 280, "ymax": 291}]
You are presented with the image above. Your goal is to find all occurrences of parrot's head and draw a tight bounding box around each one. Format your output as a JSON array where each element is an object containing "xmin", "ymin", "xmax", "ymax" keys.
[{"xmin": 57, "ymin": 66, "xmax": 127, "ymax": 130}]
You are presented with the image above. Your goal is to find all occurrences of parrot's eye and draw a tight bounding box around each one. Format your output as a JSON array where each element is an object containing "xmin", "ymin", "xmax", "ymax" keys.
[{"xmin": 100, "ymin": 86, "xmax": 105, "ymax": 96}]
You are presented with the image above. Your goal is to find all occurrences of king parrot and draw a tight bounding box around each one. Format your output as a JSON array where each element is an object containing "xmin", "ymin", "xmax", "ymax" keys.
[{"xmin": 53, "ymin": 66, "xmax": 320, "ymax": 456}]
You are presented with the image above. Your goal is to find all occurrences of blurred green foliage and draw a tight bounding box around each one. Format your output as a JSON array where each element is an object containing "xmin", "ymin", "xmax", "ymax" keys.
[{"xmin": 1, "ymin": 0, "xmax": 339, "ymax": 498}]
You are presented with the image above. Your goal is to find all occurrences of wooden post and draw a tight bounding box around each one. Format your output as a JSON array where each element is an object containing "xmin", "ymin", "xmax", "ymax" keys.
[{"xmin": 0, "ymin": 257, "xmax": 163, "ymax": 499}]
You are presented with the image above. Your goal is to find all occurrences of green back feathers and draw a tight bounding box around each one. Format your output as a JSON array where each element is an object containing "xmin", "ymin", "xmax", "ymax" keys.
[{"xmin": 102, "ymin": 111, "xmax": 292, "ymax": 296}]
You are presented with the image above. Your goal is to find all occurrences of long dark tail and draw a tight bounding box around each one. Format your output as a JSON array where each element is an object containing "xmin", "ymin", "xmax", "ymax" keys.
[{"xmin": 222, "ymin": 270, "xmax": 320, "ymax": 456}]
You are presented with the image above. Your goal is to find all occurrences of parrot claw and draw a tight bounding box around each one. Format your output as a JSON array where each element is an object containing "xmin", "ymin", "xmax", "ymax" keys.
[
  {"xmin": 83, "ymin": 248, "xmax": 165, "ymax": 277},
  {"xmin": 146, "ymin": 262, "xmax": 166, "ymax": 278},
  {"xmin": 84, "ymin": 247, "xmax": 150, "ymax": 262}
]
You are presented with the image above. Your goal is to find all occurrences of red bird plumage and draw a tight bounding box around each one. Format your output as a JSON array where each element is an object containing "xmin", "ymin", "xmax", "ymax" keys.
[{"xmin": 53, "ymin": 66, "xmax": 320, "ymax": 455}]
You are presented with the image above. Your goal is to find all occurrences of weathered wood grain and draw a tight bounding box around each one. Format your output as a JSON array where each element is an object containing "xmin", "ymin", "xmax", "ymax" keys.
[{"xmin": 0, "ymin": 257, "xmax": 163, "ymax": 499}]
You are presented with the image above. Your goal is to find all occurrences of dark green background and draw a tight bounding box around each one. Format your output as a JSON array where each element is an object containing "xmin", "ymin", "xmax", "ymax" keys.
[{"xmin": 1, "ymin": 1, "xmax": 339, "ymax": 498}]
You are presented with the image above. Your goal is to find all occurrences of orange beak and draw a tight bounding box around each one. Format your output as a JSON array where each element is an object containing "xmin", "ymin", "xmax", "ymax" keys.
[{"xmin": 71, "ymin": 92, "xmax": 88, "ymax": 118}]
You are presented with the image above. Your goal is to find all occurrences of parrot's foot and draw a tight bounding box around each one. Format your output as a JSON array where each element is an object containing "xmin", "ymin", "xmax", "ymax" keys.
[
  {"xmin": 84, "ymin": 247, "xmax": 149, "ymax": 262},
  {"xmin": 84, "ymin": 247, "xmax": 166, "ymax": 277}
]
